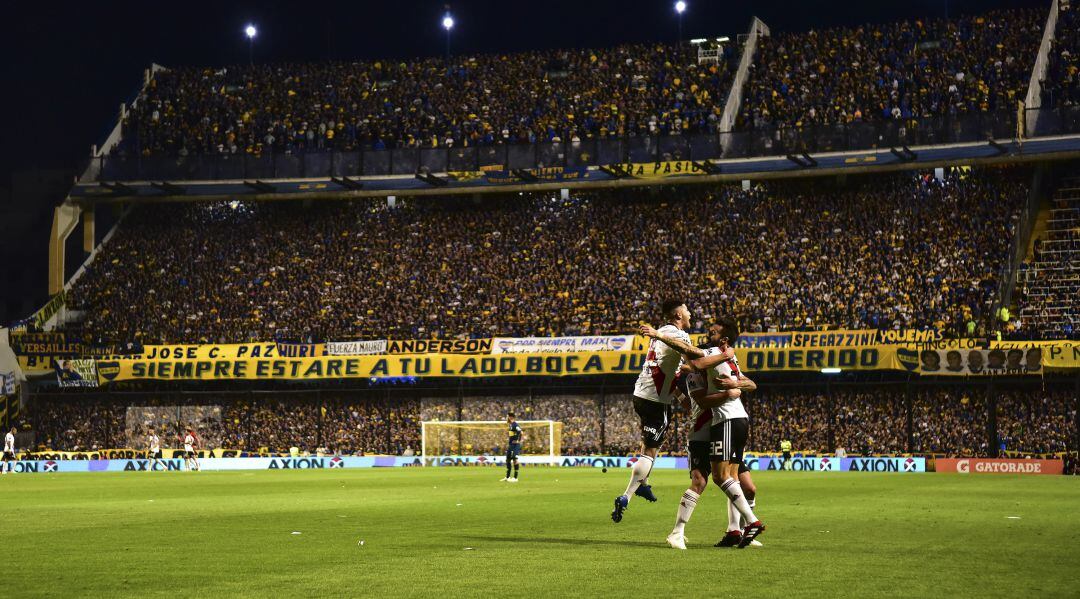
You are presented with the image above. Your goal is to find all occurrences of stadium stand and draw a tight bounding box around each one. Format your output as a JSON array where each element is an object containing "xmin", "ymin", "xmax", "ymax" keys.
[
  {"xmin": 739, "ymin": 9, "xmax": 1043, "ymax": 135},
  {"xmin": 26, "ymin": 386, "xmax": 1076, "ymax": 459},
  {"xmin": 6, "ymin": 5, "xmax": 1077, "ymax": 483},
  {"xmin": 64, "ymin": 167, "xmax": 1030, "ymax": 344},
  {"xmin": 113, "ymin": 43, "xmax": 736, "ymax": 157},
  {"xmin": 1015, "ymin": 176, "xmax": 1080, "ymax": 338},
  {"xmin": 1042, "ymin": 1, "xmax": 1079, "ymax": 110}
]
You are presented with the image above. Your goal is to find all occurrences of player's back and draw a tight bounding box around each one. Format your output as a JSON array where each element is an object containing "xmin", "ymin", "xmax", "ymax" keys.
[{"xmin": 634, "ymin": 324, "xmax": 690, "ymax": 404}]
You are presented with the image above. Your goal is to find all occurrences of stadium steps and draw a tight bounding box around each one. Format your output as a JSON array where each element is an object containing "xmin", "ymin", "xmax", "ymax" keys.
[{"xmin": 1015, "ymin": 177, "xmax": 1080, "ymax": 334}]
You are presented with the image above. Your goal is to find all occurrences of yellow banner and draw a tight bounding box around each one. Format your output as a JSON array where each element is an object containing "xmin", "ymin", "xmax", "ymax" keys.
[
  {"xmin": 1044, "ymin": 343, "xmax": 1080, "ymax": 370},
  {"xmin": 621, "ymin": 160, "xmax": 707, "ymax": 179},
  {"xmin": 17, "ymin": 354, "xmax": 55, "ymax": 376},
  {"xmin": 95, "ymin": 346, "xmax": 905, "ymax": 384},
  {"xmin": 113, "ymin": 342, "xmax": 326, "ymax": 360},
  {"xmin": 32, "ymin": 291, "xmax": 66, "ymax": 330}
]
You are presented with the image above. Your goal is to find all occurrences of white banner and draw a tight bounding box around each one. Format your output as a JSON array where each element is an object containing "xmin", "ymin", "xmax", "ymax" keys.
[
  {"xmin": 326, "ymin": 340, "xmax": 388, "ymax": 356},
  {"xmin": 1, "ymin": 371, "xmax": 14, "ymax": 395},
  {"xmin": 916, "ymin": 349, "xmax": 1043, "ymax": 376},
  {"xmin": 54, "ymin": 358, "xmax": 98, "ymax": 388},
  {"xmin": 491, "ymin": 335, "xmax": 635, "ymax": 354}
]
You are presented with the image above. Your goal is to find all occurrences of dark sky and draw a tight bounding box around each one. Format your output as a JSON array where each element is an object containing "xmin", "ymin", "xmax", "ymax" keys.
[{"xmin": 0, "ymin": 0, "xmax": 1052, "ymax": 322}]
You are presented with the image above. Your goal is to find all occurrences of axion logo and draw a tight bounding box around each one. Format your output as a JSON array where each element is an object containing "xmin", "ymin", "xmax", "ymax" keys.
[
  {"xmin": 44, "ymin": 460, "xmax": 58, "ymax": 472},
  {"xmin": 627, "ymin": 456, "xmax": 638, "ymax": 468},
  {"xmin": 957, "ymin": 459, "xmax": 970, "ymax": 473},
  {"xmin": 328, "ymin": 457, "xmax": 344, "ymax": 468},
  {"xmin": 903, "ymin": 457, "xmax": 917, "ymax": 472},
  {"xmin": 820, "ymin": 458, "xmax": 832, "ymax": 471}
]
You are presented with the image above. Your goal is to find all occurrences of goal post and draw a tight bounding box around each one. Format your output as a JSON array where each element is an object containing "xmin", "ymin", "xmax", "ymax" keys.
[{"xmin": 421, "ymin": 420, "xmax": 562, "ymax": 463}]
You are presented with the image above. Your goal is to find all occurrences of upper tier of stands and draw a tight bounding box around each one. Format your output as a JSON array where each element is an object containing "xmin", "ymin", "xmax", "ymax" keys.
[
  {"xmin": 99, "ymin": 5, "xmax": 1079, "ymax": 172},
  {"xmin": 114, "ymin": 43, "xmax": 736, "ymax": 157}
]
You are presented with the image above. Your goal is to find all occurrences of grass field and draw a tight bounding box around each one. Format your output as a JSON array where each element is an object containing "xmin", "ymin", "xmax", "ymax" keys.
[{"xmin": 1, "ymin": 468, "xmax": 1078, "ymax": 598}]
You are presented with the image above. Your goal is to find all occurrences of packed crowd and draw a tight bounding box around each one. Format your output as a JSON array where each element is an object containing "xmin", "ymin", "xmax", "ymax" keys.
[
  {"xmin": 912, "ymin": 389, "xmax": 989, "ymax": 456},
  {"xmin": 66, "ymin": 168, "xmax": 1028, "ymax": 343},
  {"xmin": 25, "ymin": 386, "xmax": 1076, "ymax": 459},
  {"xmin": 739, "ymin": 9, "xmax": 1043, "ymax": 131},
  {"xmin": 997, "ymin": 389, "xmax": 1076, "ymax": 455},
  {"xmin": 116, "ymin": 42, "xmax": 735, "ymax": 157},
  {"xmin": 111, "ymin": 7, "xmax": 1053, "ymax": 159},
  {"xmin": 1041, "ymin": 3, "xmax": 1080, "ymax": 109}
]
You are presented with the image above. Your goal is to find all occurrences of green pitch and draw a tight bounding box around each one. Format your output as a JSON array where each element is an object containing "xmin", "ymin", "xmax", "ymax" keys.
[{"xmin": 1, "ymin": 468, "xmax": 1077, "ymax": 598}]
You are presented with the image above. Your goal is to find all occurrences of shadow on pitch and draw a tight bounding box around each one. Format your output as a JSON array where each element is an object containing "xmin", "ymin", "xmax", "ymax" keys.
[{"xmin": 462, "ymin": 535, "xmax": 660, "ymax": 548}]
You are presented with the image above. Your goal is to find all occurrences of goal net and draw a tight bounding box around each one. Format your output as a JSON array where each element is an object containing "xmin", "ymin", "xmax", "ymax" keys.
[{"xmin": 421, "ymin": 421, "xmax": 562, "ymax": 461}]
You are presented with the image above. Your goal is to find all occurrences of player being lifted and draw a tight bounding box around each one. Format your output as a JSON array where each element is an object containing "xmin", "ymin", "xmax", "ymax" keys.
[
  {"xmin": 182, "ymin": 427, "xmax": 200, "ymax": 472},
  {"xmin": 501, "ymin": 412, "xmax": 522, "ymax": 483},
  {"xmin": 2, "ymin": 427, "xmax": 15, "ymax": 475},
  {"xmin": 611, "ymin": 299, "xmax": 732, "ymax": 523},
  {"xmin": 643, "ymin": 318, "xmax": 765, "ymax": 549},
  {"xmin": 147, "ymin": 427, "xmax": 166, "ymax": 471}
]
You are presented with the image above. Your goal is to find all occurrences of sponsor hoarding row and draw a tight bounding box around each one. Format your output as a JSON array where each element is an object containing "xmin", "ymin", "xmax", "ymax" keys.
[
  {"xmin": 934, "ymin": 458, "xmax": 1064, "ymax": 475},
  {"xmin": 4, "ymin": 455, "xmax": 932, "ymax": 474}
]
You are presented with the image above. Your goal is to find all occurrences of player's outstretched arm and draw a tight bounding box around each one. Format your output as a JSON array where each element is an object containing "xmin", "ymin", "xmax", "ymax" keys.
[
  {"xmin": 639, "ymin": 324, "xmax": 705, "ymax": 359},
  {"xmin": 687, "ymin": 346, "xmax": 736, "ymax": 371}
]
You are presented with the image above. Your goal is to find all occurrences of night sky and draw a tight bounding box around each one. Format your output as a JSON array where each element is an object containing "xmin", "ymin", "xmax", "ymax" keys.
[{"xmin": 0, "ymin": 0, "xmax": 1052, "ymax": 321}]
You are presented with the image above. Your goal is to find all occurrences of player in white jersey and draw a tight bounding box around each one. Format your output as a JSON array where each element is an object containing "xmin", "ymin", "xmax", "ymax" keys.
[
  {"xmin": 147, "ymin": 428, "xmax": 165, "ymax": 471},
  {"xmin": 182, "ymin": 428, "xmax": 200, "ymax": 471},
  {"xmin": 646, "ymin": 318, "xmax": 765, "ymax": 549},
  {"xmin": 2, "ymin": 427, "xmax": 16, "ymax": 475},
  {"xmin": 612, "ymin": 299, "xmax": 733, "ymax": 523},
  {"xmin": 663, "ymin": 353, "xmax": 747, "ymax": 549}
]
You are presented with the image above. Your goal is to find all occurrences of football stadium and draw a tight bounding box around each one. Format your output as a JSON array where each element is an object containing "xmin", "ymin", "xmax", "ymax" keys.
[{"xmin": 1, "ymin": 0, "xmax": 1078, "ymax": 596}]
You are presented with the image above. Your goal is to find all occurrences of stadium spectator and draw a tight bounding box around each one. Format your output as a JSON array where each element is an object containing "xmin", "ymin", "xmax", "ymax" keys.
[
  {"xmin": 740, "ymin": 9, "xmax": 1043, "ymax": 134},
  {"xmin": 997, "ymin": 389, "xmax": 1076, "ymax": 456},
  {"xmin": 1041, "ymin": 3, "xmax": 1080, "ymax": 110},
  {"xmin": 912, "ymin": 389, "xmax": 989, "ymax": 456},
  {"xmin": 116, "ymin": 42, "xmax": 735, "ymax": 157},
  {"xmin": 24, "ymin": 386, "xmax": 1076, "ymax": 460},
  {"xmin": 66, "ymin": 168, "xmax": 1029, "ymax": 343}
]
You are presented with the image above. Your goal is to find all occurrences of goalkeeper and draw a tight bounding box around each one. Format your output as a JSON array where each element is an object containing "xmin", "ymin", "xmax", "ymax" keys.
[{"xmin": 501, "ymin": 413, "xmax": 523, "ymax": 482}]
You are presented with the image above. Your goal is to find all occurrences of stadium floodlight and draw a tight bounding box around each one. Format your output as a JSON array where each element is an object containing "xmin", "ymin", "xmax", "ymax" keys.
[
  {"xmin": 821, "ymin": 368, "xmax": 842, "ymax": 374},
  {"xmin": 674, "ymin": 1, "xmax": 686, "ymax": 45},
  {"xmin": 442, "ymin": 10, "xmax": 454, "ymax": 68},
  {"xmin": 716, "ymin": 36, "xmax": 730, "ymax": 43},
  {"xmin": 245, "ymin": 24, "xmax": 257, "ymax": 66},
  {"xmin": 689, "ymin": 38, "xmax": 707, "ymax": 44}
]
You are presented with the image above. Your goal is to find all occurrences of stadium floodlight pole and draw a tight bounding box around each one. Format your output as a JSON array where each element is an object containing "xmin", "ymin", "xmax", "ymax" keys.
[
  {"xmin": 674, "ymin": 1, "xmax": 686, "ymax": 45},
  {"xmin": 442, "ymin": 10, "xmax": 454, "ymax": 72},
  {"xmin": 245, "ymin": 24, "xmax": 257, "ymax": 66}
]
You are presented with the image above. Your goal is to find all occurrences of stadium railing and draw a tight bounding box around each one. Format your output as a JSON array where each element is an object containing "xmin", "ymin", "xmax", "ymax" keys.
[
  {"xmin": 1027, "ymin": 106, "xmax": 1080, "ymax": 139},
  {"xmin": 86, "ymin": 109, "xmax": 1080, "ymax": 182}
]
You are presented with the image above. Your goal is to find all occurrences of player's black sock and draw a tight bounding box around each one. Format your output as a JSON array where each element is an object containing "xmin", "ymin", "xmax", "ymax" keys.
[
  {"xmin": 513, "ymin": 464, "xmax": 519, "ymax": 479},
  {"xmin": 506, "ymin": 464, "xmax": 512, "ymax": 478}
]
